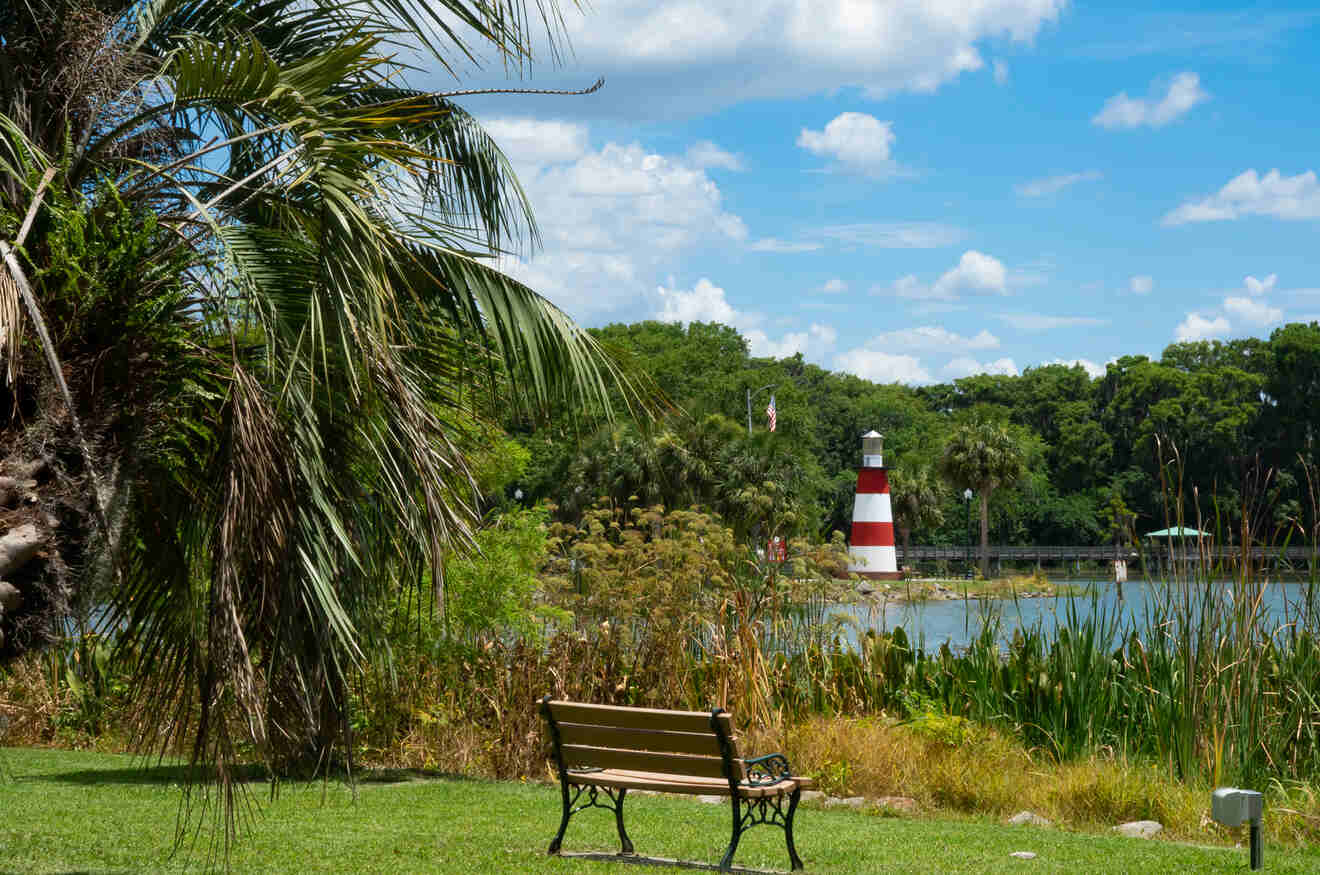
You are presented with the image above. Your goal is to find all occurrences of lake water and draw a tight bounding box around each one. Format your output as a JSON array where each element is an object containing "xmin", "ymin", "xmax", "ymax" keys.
[{"xmin": 833, "ymin": 580, "xmax": 1320, "ymax": 652}]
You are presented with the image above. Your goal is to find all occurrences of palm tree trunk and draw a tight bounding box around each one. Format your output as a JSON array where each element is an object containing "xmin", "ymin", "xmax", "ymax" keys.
[{"xmin": 979, "ymin": 490, "xmax": 991, "ymax": 579}]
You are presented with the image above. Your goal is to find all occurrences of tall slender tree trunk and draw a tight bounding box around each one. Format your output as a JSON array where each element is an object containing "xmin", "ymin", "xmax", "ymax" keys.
[{"xmin": 979, "ymin": 490, "xmax": 991, "ymax": 579}]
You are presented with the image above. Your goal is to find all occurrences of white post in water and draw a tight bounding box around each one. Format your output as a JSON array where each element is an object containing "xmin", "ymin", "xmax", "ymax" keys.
[{"xmin": 848, "ymin": 430, "xmax": 900, "ymax": 580}]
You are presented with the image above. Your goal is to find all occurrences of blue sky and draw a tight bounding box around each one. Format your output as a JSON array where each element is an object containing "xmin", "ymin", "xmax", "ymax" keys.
[{"xmin": 451, "ymin": 1, "xmax": 1320, "ymax": 384}]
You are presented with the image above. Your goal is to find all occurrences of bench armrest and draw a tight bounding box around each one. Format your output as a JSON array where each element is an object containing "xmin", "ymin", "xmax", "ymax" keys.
[{"xmin": 744, "ymin": 752, "xmax": 794, "ymax": 786}]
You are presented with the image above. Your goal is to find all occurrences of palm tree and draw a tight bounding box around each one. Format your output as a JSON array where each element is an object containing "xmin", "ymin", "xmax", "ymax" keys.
[
  {"xmin": 939, "ymin": 420, "xmax": 1025, "ymax": 577},
  {"xmin": 560, "ymin": 412, "xmax": 814, "ymax": 541},
  {"xmin": 889, "ymin": 464, "xmax": 945, "ymax": 564},
  {"xmin": 0, "ymin": 0, "xmax": 629, "ymax": 837}
]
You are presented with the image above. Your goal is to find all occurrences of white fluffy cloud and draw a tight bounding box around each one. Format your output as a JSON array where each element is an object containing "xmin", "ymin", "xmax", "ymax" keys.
[
  {"xmin": 888, "ymin": 275, "xmax": 924, "ymax": 298},
  {"xmin": 798, "ymin": 112, "xmax": 897, "ymax": 176},
  {"xmin": 653, "ymin": 278, "xmax": 838, "ymax": 363},
  {"xmin": 931, "ymin": 251, "xmax": 1008, "ymax": 299},
  {"xmin": 813, "ymin": 323, "xmax": 839, "ymax": 347},
  {"xmin": 877, "ymin": 252, "xmax": 1017, "ymax": 303},
  {"xmin": 1092, "ymin": 71, "xmax": 1209, "ymax": 129},
  {"xmin": 833, "ymin": 327, "xmax": 1009, "ymax": 385},
  {"xmin": 755, "ymin": 223, "xmax": 963, "ymax": 257},
  {"xmin": 1166, "ymin": 272, "xmax": 1284, "ymax": 343},
  {"xmin": 749, "ymin": 238, "xmax": 824, "ymax": 253},
  {"xmin": 1015, "ymin": 170, "xmax": 1102, "ymax": 197},
  {"xmin": 819, "ymin": 223, "xmax": 964, "ymax": 249},
  {"xmin": 1176, "ymin": 312, "xmax": 1231, "ymax": 342},
  {"xmin": 1044, "ymin": 358, "xmax": 1107, "ymax": 379},
  {"xmin": 745, "ymin": 323, "xmax": 838, "ymax": 359},
  {"xmin": 481, "ymin": 117, "xmax": 590, "ymax": 167},
  {"xmin": 494, "ymin": 125, "xmax": 749, "ymax": 321},
  {"xmin": 655, "ymin": 277, "xmax": 739, "ymax": 324},
  {"xmin": 1224, "ymin": 296, "xmax": 1283, "ymax": 327},
  {"xmin": 686, "ymin": 140, "xmax": 744, "ymax": 171},
  {"xmin": 511, "ymin": 0, "xmax": 1067, "ymax": 118},
  {"xmin": 995, "ymin": 313, "xmax": 1107, "ymax": 332},
  {"xmin": 944, "ymin": 357, "xmax": 1020, "ymax": 378},
  {"xmin": 1129, "ymin": 275, "xmax": 1154, "ymax": 294},
  {"xmin": 1162, "ymin": 169, "xmax": 1320, "ymax": 225},
  {"xmin": 1245, "ymin": 273, "xmax": 1277, "ymax": 296},
  {"xmin": 865, "ymin": 326, "xmax": 1001, "ymax": 350},
  {"xmin": 833, "ymin": 349, "xmax": 933, "ymax": 384}
]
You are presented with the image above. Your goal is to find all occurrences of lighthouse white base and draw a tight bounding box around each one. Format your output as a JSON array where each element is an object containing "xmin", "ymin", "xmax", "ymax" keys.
[{"xmin": 848, "ymin": 545, "xmax": 900, "ymax": 579}]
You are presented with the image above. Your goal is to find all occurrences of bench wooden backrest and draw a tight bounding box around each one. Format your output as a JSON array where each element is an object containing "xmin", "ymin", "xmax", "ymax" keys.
[{"xmin": 542, "ymin": 699, "xmax": 745, "ymax": 782}]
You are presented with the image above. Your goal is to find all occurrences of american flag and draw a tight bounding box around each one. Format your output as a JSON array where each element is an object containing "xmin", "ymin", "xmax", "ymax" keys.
[{"xmin": 766, "ymin": 394, "xmax": 777, "ymax": 432}]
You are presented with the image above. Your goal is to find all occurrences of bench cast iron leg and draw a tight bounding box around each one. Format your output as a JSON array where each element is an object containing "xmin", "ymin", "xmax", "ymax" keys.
[
  {"xmin": 614, "ymin": 787, "xmax": 635, "ymax": 854},
  {"xmin": 784, "ymin": 787, "xmax": 803, "ymax": 871},
  {"xmin": 720, "ymin": 796, "xmax": 742, "ymax": 871},
  {"xmin": 548, "ymin": 780, "xmax": 572, "ymax": 854}
]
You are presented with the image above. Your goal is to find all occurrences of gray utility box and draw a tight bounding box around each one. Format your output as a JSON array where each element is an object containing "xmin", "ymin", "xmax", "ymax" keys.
[{"xmin": 1212, "ymin": 787, "xmax": 1264, "ymax": 827}]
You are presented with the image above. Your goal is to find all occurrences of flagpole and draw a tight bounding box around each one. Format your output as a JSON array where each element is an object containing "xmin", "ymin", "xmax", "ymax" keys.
[{"xmin": 746, "ymin": 383, "xmax": 776, "ymax": 435}]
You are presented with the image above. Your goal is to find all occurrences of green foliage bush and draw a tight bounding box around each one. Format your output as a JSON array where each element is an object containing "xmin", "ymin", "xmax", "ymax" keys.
[
  {"xmin": 442, "ymin": 506, "xmax": 556, "ymax": 646},
  {"xmin": 335, "ymin": 499, "xmax": 854, "ymax": 772}
]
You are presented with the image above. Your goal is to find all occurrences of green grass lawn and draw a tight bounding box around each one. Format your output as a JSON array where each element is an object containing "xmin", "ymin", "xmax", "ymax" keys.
[{"xmin": 2, "ymin": 746, "xmax": 1317, "ymax": 873}]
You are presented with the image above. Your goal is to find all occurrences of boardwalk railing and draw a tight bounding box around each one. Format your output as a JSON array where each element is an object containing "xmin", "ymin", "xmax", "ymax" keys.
[{"xmin": 897, "ymin": 545, "xmax": 1318, "ymax": 563}]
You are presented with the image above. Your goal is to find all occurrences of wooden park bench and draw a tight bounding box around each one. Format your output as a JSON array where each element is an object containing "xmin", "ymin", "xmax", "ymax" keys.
[{"xmin": 538, "ymin": 697, "xmax": 814, "ymax": 871}]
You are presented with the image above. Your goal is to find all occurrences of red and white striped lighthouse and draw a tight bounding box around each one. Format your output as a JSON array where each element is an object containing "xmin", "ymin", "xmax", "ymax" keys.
[{"xmin": 848, "ymin": 430, "xmax": 901, "ymax": 579}]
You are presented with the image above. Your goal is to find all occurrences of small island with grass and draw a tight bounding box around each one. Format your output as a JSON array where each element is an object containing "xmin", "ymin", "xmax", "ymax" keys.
[{"xmin": 856, "ymin": 570, "xmax": 1077, "ymax": 603}]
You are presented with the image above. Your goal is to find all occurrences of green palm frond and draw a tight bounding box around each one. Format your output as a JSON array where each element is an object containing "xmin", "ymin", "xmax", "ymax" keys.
[
  {"xmin": 399, "ymin": 242, "xmax": 634, "ymax": 413},
  {"xmin": 0, "ymin": 0, "xmax": 642, "ymax": 856}
]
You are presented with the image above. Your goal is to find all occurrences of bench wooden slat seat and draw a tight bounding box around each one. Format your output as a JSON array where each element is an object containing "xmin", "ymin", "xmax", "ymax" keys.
[
  {"xmin": 539, "ymin": 697, "xmax": 813, "ymax": 871},
  {"xmin": 563, "ymin": 768, "xmax": 802, "ymax": 798}
]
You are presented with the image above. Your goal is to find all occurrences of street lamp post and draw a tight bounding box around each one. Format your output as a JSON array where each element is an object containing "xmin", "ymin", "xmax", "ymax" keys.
[
  {"xmin": 963, "ymin": 488, "xmax": 973, "ymax": 576},
  {"xmin": 745, "ymin": 383, "xmax": 777, "ymax": 435}
]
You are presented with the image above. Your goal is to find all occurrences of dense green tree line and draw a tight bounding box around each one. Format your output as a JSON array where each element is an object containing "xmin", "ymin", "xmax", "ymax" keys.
[{"xmin": 513, "ymin": 320, "xmax": 1320, "ymax": 549}]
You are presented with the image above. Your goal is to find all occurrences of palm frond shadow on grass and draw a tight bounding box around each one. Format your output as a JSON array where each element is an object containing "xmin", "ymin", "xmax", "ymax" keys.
[{"xmin": 31, "ymin": 763, "xmax": 266, "ymax": 787}]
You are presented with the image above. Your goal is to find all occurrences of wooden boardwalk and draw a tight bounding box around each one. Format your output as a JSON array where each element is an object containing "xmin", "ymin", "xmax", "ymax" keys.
[{"xmin": 898, "ymin": 544, "xmax": 1318, "ymax": 564}]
